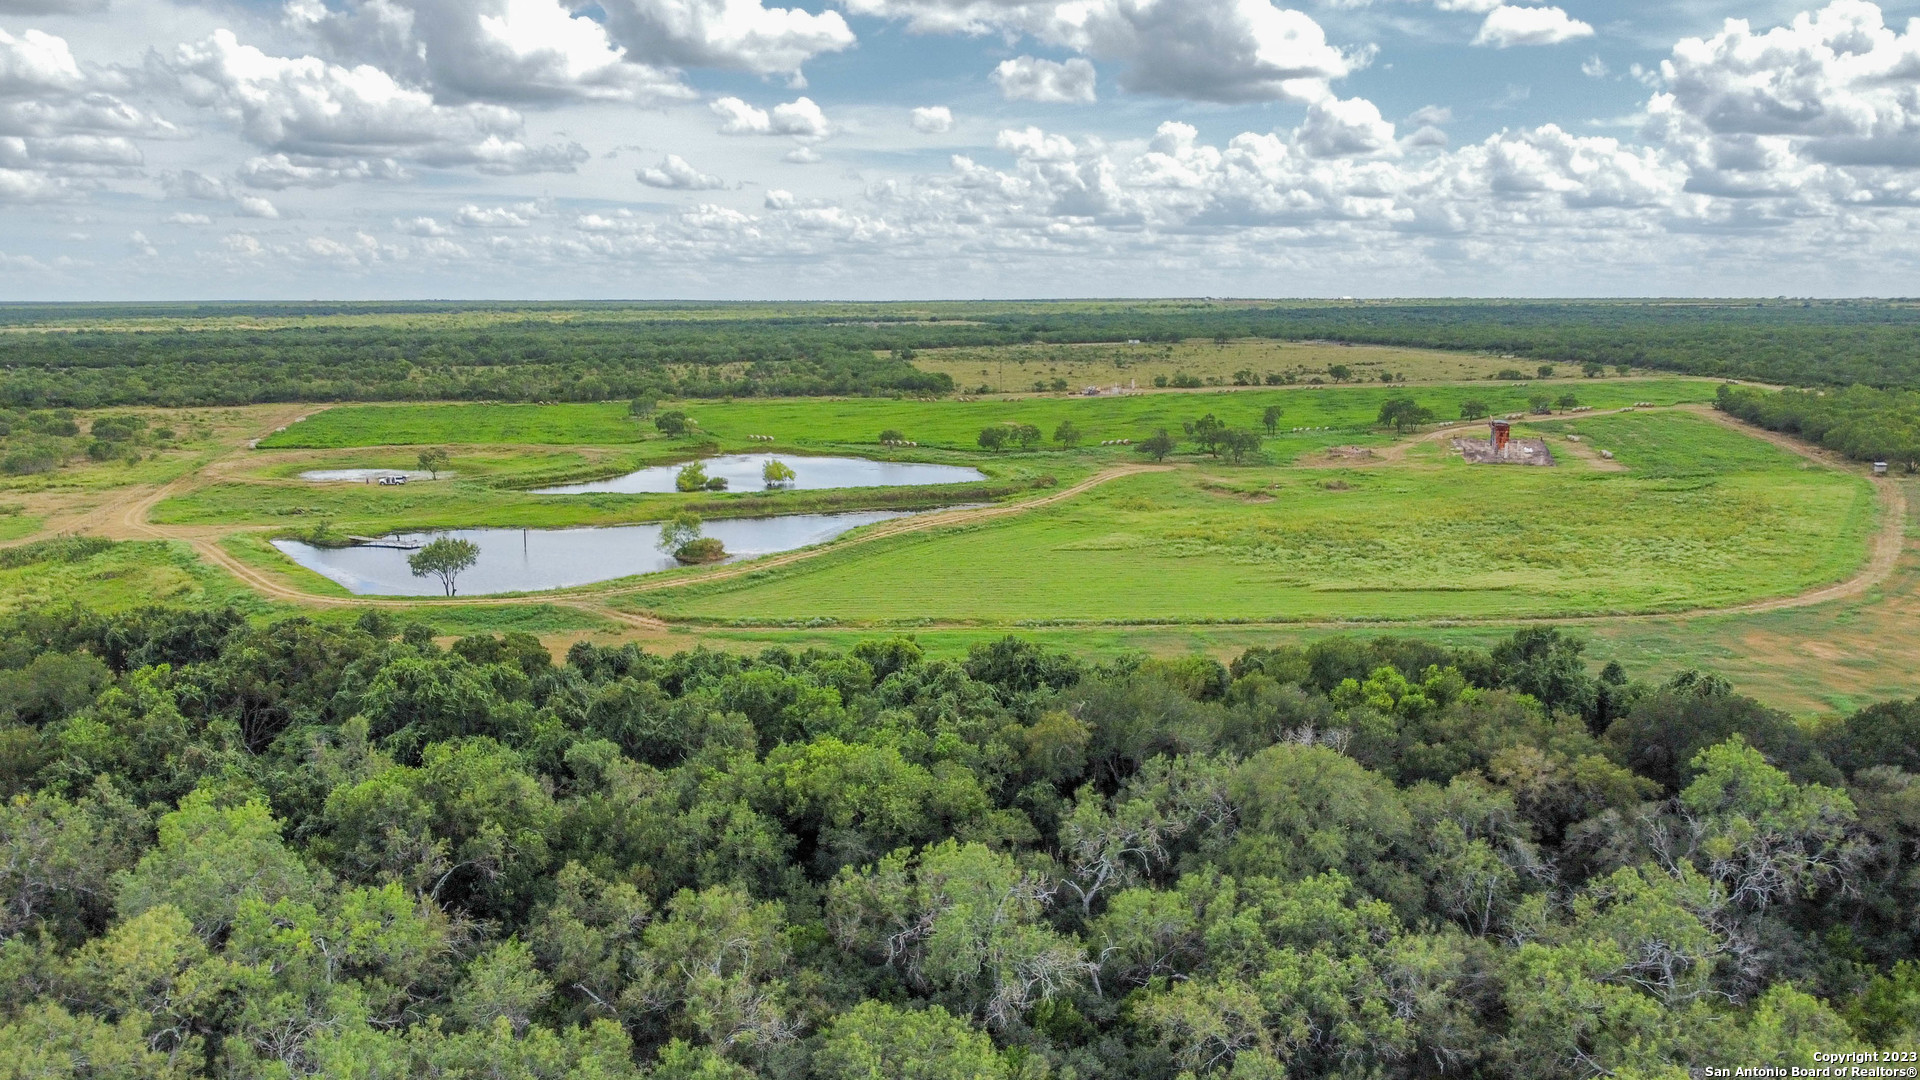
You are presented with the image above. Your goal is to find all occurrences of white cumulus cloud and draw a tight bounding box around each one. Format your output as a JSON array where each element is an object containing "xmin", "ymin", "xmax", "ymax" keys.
[
  {"xmin": 0, "ymin": 27, "xmax": 83, "ymax": 97},
  {"xmin": 843, "ymin": 0, "xmax": 1359, "ymax": 103},
  {"xmin": 1645, "ymin": 0, "xmax": 1920, "ymax": 202},
  {"xmin": 1295, "ymin": 96, "xmax": 1397, "ymax": 157},
  {"xmin": 910, "ymin": 105, "xmax": 952, "ymax": 133},
  {"xmin": 710, "ymin": 94, "xmax": 830, "ymax": 137},
  {"xmin": 162, "ymin": 30, "xmax": 589, "ymax": 177},
  {"xmin": 0, "ymin": 27, "xmax": 172, "ymax": 202},
  {"xmin": 454, "ymin": 202, "xmax": 537, "ymax": 227},
  {"xmin": 993, "ymin": 56, "xmax": 1096, "ymax": 103},
  {"xmin": 235, "ymin": 194, "xmax": 281, "ymax": 218},
  {"xmin": 638, "ymin": 153, "xmax": 726, "ymax": 188},
  {"xmin": 595, "ymin": 0, "xmax": 855, "ymax": 78},
  {"xmin": 288, "ymin": 0, "xmax": 693, "ymax": 104},
  {"xmin": 1472, "ymin": 6, "xmax": 1595, "ymax": 48}
]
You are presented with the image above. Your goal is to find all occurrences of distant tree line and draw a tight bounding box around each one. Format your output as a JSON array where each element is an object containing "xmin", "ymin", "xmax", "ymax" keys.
[
  {"xmin": 0, "ymin": 324, "xmax": 953, "ymax": 408},
  {"xmin": 3, "ymin": 597, "xmax": 1918, "ymax": 1077},
  {"xmin": 6, "ymin": 300, "xmax": 1920, "ymax": 407}
]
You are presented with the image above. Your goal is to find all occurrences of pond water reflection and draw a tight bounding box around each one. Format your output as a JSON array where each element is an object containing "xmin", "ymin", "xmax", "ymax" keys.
[
  {"xmin": 272, "ymin": 509, "xmax": 908, "ymax": 596},
  {"xmin": 531, "ymin": 454, "xmax": 983, "ymax": 495}
]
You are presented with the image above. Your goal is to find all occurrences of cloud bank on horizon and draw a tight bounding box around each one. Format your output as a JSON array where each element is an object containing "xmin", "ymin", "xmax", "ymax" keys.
[{"xmin": 2, "ymin": 0, "xmax": 1920, "ymax": 297}]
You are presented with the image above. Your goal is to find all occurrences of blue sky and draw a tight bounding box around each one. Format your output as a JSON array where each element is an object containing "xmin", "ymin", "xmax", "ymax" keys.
[{"xmin": 4, "ymin": 0, "xmax": 1920, "ymax": 298}]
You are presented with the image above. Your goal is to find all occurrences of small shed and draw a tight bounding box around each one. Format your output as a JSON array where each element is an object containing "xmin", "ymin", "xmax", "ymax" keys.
[{"xmin": 1873, "ymin": 461, "xmax": 1890, "ymax": 476}]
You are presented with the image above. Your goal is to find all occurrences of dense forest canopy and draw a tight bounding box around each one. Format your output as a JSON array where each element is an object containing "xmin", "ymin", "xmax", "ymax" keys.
[
  {"xmin": 1716, "ymin": 383, "xmax": 1920, "ymax": 468},
  {"xmin": 2, "ymin": 599, "xmax": 1917, "ymax": 1078},
  {"xmin": 4, "ymin": 300, "xmax": 1920, "ymax": 407}
]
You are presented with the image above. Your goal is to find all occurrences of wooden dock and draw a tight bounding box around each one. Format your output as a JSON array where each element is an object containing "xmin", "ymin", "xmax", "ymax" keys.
[{"xmin": 345, "ymin": 536, "xmax": 422, "ymax": 550}]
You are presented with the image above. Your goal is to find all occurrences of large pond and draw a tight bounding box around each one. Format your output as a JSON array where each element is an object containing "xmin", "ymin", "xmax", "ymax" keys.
[
  {"xmin": 272, "ymin": 510, "xmax": 908, "ymax": 596},
  {"xmin": 531, "ymin": 454, "xmax": 983, "ymax": 495}
]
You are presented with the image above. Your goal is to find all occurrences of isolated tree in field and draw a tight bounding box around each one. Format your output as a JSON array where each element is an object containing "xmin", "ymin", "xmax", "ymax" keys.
[
  {"xmin": 1459, "ymin": 398, "xmax": 1490, "ymax": 420},
  {"xmin": 628, "ymin": 396, "xmax": 655, "ymax": 417},
  {"xmin": 1053, "ymin": 420, "xmax": 1082, "ymax": 447},
  {"xmin": 878, "ymin": 428, "xmax": 905, "ymax": 444},
  {"xmin": 417, "ymin": 447, "xmax": 449, "ymax": 479},
  {"xmin": 675, "ymin": 462, "xmax": 708, "ymax": 491},
  {"xmin": 1012, "ymin": 423, "xmax": 1042, "ymax": 449},
  {"xmin": 1138, "ymin": 429, "xmax": 1175, "ymax": 462},
  {"xmin": 1616, "ymin": 363, "xmax": 1632, "ymax": 376},
  {"xmin": 1377, "ymin": 398, "xmax": 1435, "ymax": 433},
  {"xmin": 408, "ymin": 536, "xmax": 480, "ymax": 597},
  {"xmin": 1328, "ymin": 364, "xmax": 1352, "ymax": 382},
  {"xmin": 655, "ymin": 411, "xmax": 691, "ymax": 437},
  {"xmin": 1556, "ymin": 393, "xmax": 1580, "ymax": 412},
  {"xmin": 1528, "ymin": 393, "xmax": 1554, "ymax": 414},
  {"xmin": 1221, "ymin": 428, "xmax": 1263, "ymax": 463},
  {"xmin": 977, "ymin": 426, "xmax": 1008, "ymax": 451},
  {"xmin": 1262, "ymin": 405, "xmax": 1283, "ymax": 434},
  {"xmin": 1183, "ymin": 413, "xmax": 1226, "ymax": 457},
  {"xmin": 1583, "ymin": 362, "xmax": 1607, "ymax": 378},
  {"xmin": 763, "ymin": 459, "xmax": 795, "ymax": 487},
  {"xmin": 1537, "ymin": 364, "xmax": 1556, "ymax": 378}
]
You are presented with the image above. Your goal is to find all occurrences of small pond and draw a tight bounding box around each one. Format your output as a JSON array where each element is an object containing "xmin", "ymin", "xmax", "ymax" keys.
[
  {"xmin": 272, "ymin": 510, "xmax": 908, "ymax": 596},
  {"xmin": 531, "ymin": 454, "xmax": 983, "ymax": 495}
]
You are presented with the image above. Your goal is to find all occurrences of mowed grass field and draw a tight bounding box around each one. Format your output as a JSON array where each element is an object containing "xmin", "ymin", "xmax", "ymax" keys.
[
  {"xmin": 635, "ymin": 412, "xmax": 1875, "ymax": 625},
  {"xmin": 261, "ymin": 379, "xmax": 1717, "ymax": 450}
]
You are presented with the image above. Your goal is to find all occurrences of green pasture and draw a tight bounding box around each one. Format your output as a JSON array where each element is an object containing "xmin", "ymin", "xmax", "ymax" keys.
[
  {"xmin": 252, "ymin": 448, "xmax": 629, "ymax": 484},
  {"xmin": 262, "ymin": 379, "xmax": 1717, "ymax": 450},
  {"xmin": 261, "ymin": 404, "xmax": 653, "ymax": 448},
  {"xmin": 1528, "ymin": 411, "xmax": 1802, "ymax": 476},
  {"xmin": 0, "ymin": 540, "xmax": 271, "ymax": 619},
  {"xmin": 0, "ymin": 513, "xmax": 41, "ymax": 542},
  {"xmin": 636, "ymin": 412, "xmax": 1875, "ymax": 626}
]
